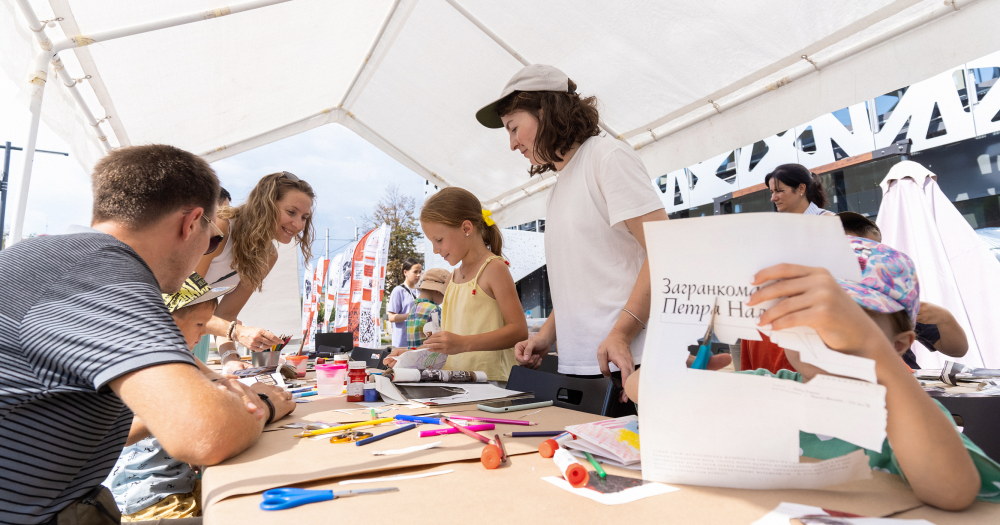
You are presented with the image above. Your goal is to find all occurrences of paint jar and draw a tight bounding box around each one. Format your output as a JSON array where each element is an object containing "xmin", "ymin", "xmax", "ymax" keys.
[
  {"xmin": 285, "ymin": 355, "xmax": 308, "ymax": 378},
  {"xmin": 316, "ymin": 363, "xmax": 347, "ymax": 396},
  {"xmin": 346, "ymin": 361, "xmax": 367, "ymax": 402},
  {"xmin": 363, "ymin": 383, "xmax": 379, "ymax": 402}
]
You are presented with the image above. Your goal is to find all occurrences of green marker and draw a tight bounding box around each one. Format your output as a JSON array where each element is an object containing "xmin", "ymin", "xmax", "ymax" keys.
[{"xmin": 584, "ymin": 451, "xmax": 606, "ymax": 479}]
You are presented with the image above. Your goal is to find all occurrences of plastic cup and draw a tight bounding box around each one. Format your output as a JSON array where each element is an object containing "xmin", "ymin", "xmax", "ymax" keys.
[
  {"xmin": 285, "ymin": 355, "xmax": 308, "ymax": 378},
  {"xmin": 316, "ymin": 363, "xmax": 347, "ymax": 396}
]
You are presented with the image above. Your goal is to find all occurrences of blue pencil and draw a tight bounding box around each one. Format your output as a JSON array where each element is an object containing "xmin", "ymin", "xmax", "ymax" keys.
[
  {"xmin": 356, "ymin": 423, "xmax": 417, "ymax": 446},
  {"xmin": 292, "ymin": 391, "xmax": 317, "ymax": 399}
]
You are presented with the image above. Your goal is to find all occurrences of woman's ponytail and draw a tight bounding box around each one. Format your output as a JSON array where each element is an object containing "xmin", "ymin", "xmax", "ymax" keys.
[{"xmin": 765, "ymin": 163, "xmax": 827, "ymax": 208}]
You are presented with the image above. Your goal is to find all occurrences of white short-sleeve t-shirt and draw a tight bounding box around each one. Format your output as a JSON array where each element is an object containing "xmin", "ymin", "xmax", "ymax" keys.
[{"xmin": 544, "ymin": 134, "xmax": 665, "ymax": 375}]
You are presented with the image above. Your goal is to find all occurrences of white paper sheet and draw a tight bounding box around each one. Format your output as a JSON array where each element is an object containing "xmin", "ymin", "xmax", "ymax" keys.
[
  {"xmin": 753, "ymin": 501, "xmax": 937, "ymax": 525},
  {"xmin": 639, "ymin": 214, "xmax": 887, "ymax": 490},
  {"xmin": 541, "ymin": 476, "xmax": 677, "ymax": 505},
  {"xmin": 339, "ymin": 469, "xmax": 453, "ymax": 485},
  {"xmin": 371, "ymin": 441, "xmax": 442, "ymax": 456},
  {"xmin": 374, "ymin": 375, "xmax": 524, "ymax": 406}
]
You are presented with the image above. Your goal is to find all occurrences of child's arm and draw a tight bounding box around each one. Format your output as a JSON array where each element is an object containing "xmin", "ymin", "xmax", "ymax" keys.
[
  {"xmin": 749, "ymin": 264, "xmax": 980, "ymax": 511},
  {"xmin": 422, "ymin": 259, "xmax": 528, "ymax": 354},
  {"xmin": 917, "ymin": 301, "xmax": 969, "ymax": 358}
]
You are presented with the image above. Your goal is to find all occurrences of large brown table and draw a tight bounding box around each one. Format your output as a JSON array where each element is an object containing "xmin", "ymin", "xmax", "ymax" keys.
[{"xmin": 201, "ymin": 374, "xmax": 1000, "ymax": 523}]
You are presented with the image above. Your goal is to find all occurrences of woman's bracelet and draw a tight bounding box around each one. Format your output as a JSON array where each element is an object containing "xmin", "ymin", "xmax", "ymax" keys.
[
  {"xmin": 226, "ymin": 321, "xmax": 237, "ymax": 340},
  {"xmin": 622, "ymin": 308, "xmax": 647, "ymax": 330}
]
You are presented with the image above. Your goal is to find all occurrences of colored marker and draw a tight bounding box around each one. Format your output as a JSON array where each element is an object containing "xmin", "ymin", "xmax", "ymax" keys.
[
  {"xmin": 356, "ymin": 423, "xmax": 416, "ymax": 446},
  {"xmin": 419, "ymin": 424, "xmax": 495, "ymax": 437},
  {"xmin": 289, "ymin": 386, "xmax": 316, "ymax": 394},
  {"xmin": 503, "ymin": 431, "xmax": 564, "ymax": 438},
  {"xmin": 449, "ymin": 415, "xmax": 536, "ymax": 426},
  {"xmin": 584, "ymin": 451, "xmax": 606, "ymax": 479},
  {"xmin": 292, "ymin": 391, "xmax": 317, "ymax": 399}
]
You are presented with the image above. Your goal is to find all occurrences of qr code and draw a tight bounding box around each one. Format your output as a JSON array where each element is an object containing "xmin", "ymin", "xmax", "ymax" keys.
[{"xmin": 358, "ymin": 309, "xmax": 377, "ymax": 348}]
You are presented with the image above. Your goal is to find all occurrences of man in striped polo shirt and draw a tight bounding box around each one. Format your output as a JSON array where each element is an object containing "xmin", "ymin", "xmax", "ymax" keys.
[{"xmin": 0, "ymin": 145, "xmax": 295, "ymax": 523}]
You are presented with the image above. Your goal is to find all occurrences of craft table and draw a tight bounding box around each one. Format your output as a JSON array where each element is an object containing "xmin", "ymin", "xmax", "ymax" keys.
[{"xmin": 201, "ymin": 388, "xmax": 1000, "ymax": 524}]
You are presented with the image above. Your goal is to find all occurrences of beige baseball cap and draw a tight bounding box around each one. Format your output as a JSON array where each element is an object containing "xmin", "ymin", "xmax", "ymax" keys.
[
  {"xmin": 476, "ymin": 64, "xmax": 572, "ymax": 128},
  {"xmin": 417, "ymin": 268, "xmax": 450, "ymax": 295}
]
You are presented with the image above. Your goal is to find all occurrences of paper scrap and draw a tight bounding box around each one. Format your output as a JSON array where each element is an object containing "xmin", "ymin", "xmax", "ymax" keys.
[
  {"xmin": 393, "ymin": 348, "xmax": 447, "ymax": 370},
  {"xmin": 339, "ymin": 469, "xmax": 453, "ymax": 485},
  {"xmin": 753, "ymin": 502, "xmax": 936, "ymax": 525},
  {"xmin": 541, "ymin": 476, "xmax": 677, "ymax": 505},
  {"xmin": 371, "ymin": 441, "xmax": 442, "ymax": 456}
]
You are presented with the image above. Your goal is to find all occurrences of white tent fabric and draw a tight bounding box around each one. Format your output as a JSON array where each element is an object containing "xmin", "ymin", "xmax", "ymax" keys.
[
  {"xmin": 4, "ymin": 0, "xmax": 1000, "ymax": 237},
  {"xmin": 876, "ymin": 161, "xmax": 1000, "ymax": 369}
]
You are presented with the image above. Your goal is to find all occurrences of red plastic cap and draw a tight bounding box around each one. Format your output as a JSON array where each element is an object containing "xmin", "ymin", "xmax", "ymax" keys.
[
  {"xmin": 481, "ymin": 445, "xmax": 501, "ymax": 469},
  {"xmin": 565, "ymin": 463, "xmax": 589, "ymax": 488},
  {"xmin": 538, "ymin": 439, "xmax": 558, "ymax": 458}
]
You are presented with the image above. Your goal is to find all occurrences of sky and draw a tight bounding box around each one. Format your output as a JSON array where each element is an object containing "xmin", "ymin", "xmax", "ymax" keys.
[{"xmin": 0, "ymin": 73, "xmax": 427, "ymax": 267}]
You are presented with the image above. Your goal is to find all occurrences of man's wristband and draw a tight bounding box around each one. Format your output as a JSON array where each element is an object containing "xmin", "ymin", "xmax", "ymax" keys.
[
  {"xmin": 220, "ymin": 349, "xmax": 239, "ymax": 362},
  {"xmin": 257, "ymin": 393, "xmax": 275, "ymax": 424}
]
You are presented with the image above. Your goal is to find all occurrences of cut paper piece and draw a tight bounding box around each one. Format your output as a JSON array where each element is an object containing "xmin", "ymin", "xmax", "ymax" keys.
[
  {"xmin": 393, "ymin": 348, "xmax": 448, "ymax": 370},
  {"xmin": 339, "ymin": 469, "xmax": 453, "ymax": 485},
  {"xmin": 541, "ymin": 476, "xmax": 677, "ymax": 505},
  {"xmin": 639, "ymin": 214, "xmax": 887, "ymax": 490},
  {"xmin": 371, "ymin": 441, "xmax": 442, "ymax": 456},
  {"xmin": 753, "ymin": 501, "xmax": 937, "ymax": 525}
]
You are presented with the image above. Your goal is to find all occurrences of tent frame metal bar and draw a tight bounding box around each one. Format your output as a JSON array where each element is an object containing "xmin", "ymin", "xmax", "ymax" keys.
[
  {"xmin": 8, "ymin": 0, "xmax": 291, "ymax": 245},
  {"xmin": 337, "ymin": 0, "xmax": 402, "ymax": 109},
  {"xmin": 628, "ymin": 0, "xmax": 982, "ymax": 152}
]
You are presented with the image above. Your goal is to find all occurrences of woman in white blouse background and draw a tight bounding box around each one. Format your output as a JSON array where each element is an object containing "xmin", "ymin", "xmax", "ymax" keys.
[{"xmin": 765, "ymin": 164, "xmax": 835, "ymax": 216}]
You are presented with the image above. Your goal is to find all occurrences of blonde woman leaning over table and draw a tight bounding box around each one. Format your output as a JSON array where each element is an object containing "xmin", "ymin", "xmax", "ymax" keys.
[
  {"xmin": 476, "ymin": 64, "xmax": 667, "ymax": 403},
  {"xmin": 196, "ymin": 171, "xmax": 317, "ymax": 372}
]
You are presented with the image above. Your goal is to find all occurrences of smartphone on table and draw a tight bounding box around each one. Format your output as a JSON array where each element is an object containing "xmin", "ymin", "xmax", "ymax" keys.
[{"xmin": 477, "ymin": 398, "xmax": 553, "ymax": 413}]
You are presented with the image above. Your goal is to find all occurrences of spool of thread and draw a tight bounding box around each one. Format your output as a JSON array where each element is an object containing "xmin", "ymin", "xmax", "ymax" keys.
[{"xmin": 552, "ymin": 448, "xmax": 589, "ymax": 488}]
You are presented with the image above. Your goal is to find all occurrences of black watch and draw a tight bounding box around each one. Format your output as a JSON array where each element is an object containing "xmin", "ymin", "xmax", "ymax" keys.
[{"xmin": 257, "ymin": 393, "xmax": 275, "ymax": 424}]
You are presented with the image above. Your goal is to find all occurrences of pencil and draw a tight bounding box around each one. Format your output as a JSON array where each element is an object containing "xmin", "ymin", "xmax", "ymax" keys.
[
  {"xmin": 584, "ymin": 451, "xmax": 606, "ymax": 478},
  {"xmin": 355, "ymin": 423, "xmax": 416, "ymax": 446},
  {"xmin": 449, "ymin": 415, "xmax": 536, "ymax": 426},
  {"xmin": 502, "ymin": 431, "xmax": 564, "ymax": 438},
  {"xmin": 442, "ymin": 418, "xmax": 492, "ymax": 445},
  {"xmin": 294, "ymin": 417, "xmax": 395, "ymax": 438}
]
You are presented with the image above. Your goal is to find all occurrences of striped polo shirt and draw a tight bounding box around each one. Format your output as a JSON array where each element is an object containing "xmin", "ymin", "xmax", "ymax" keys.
[{"xmin": 0, "ymin": 233, "xmax": 195, "ymax": 524}]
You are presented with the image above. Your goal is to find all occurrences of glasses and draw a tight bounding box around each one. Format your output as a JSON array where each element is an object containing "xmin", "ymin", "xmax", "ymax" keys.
[
  {"xmin": 202, "ymin": 215, "xmax": 226, "ymax": 255},
  {"xmin": 280, "ymin": 171, "xmax": 300, "ymax": 182},
  {"xmin": 329, "ymin": 431, "xmax": 373, "ymax": 443}
]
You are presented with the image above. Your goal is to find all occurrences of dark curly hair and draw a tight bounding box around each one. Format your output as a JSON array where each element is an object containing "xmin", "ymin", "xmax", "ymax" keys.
[{"xmin": 495, "ymin": 79, "xmax": 600, "ymax": 177}]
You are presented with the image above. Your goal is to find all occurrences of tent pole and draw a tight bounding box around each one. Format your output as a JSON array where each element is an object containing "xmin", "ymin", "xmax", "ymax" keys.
[
  {"xmin": 337, "ymin": 0, "xmax": 403, "ymax": 108},
  {"xmin": 443, "ymin": 0, "xmax": 621, "ymax": 139},
  {"xmin": 629, "ymin": 0, "xmax": 983, "ymax": 151},
  {"xmin": 8, "ymin": 0, "xmax": 291, "ymax": 245}
]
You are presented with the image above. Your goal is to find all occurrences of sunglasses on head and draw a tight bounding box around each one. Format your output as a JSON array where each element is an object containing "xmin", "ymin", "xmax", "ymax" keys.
[
  {"xmin": 202, "ymin": 214, "xmax": 225, "ymax": 255},
  {"xmin": 280, "ymin": 171, "xmax": 300, "ymax": 182}
]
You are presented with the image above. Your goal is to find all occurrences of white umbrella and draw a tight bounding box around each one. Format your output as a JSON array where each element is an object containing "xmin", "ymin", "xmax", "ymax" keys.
[{"xmin": 876, "ymin": 160, "xmax": 1000, "ymax": 368}]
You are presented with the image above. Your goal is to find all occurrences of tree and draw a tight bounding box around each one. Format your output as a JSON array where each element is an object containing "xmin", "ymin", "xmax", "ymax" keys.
[{"xmin": 361, "ymin": 184, "xmax": 423, "ymax": 297}]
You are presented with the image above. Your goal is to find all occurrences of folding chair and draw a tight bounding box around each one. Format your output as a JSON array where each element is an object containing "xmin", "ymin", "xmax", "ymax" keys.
[
  {"xmin": 928, "ymin": 393, "xmax": 1000, "ymax": 463},
  {"xmin": 507, "ymin": 366, "xmax": 614, "ymax": 416},
  {"xmin": 536, "ymin": 354, "xmax": 559, "ymax": 374}
]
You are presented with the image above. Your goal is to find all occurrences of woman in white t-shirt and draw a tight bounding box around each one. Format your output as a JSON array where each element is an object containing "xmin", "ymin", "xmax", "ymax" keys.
[
  {"xmin": 475, "ymin": 64, "xmax": 666, "ymax": 402},
  {"xmin": 766, "ymin": 163, "xmax": 834, "ymax": 216},
  {"xmin": 386, "ymin": 257, "xmax": 422, "ymax": 347}
]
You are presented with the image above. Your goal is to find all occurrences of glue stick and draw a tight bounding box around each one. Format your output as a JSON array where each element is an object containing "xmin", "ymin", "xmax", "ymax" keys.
[
  {"xmin": 538, "ymin": 432, "xmax": 575, "ymax": 458},
  {"xmin": 552, "ymin": 448, "xmax": 589, "ymax": 488}
]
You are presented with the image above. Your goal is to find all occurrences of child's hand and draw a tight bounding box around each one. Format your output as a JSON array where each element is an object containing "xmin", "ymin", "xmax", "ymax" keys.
[
  {"xmin": 382, "ymin": 347, "xmax": 415, "ymax": 368},
  {"xmin": 748, "ymin": 264, "xmax": 890, "ymax": 360},
  {"xmin": 422, "ymin": 331, "xmax": 468, "ymax": 355}
]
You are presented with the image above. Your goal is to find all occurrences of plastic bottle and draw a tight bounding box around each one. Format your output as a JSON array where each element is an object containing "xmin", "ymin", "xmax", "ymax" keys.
[
  {"xmin": 346, "ymin": 361, "xmax": 367, "ymax": 401},
  {"xmin": 552, "ymin": 448, "xmax": 589, "ymax": 488}
]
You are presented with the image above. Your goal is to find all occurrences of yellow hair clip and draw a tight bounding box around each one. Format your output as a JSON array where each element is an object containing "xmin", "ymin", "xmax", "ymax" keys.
[{"xmin": 482, "ymin": 209, "xmax": 495, "ymax": 227}]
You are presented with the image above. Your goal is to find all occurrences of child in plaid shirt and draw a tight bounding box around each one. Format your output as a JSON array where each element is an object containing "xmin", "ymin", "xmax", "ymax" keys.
[{"xmin": 403, "ymin": 268, "xmax": 449, "ymax": 348}]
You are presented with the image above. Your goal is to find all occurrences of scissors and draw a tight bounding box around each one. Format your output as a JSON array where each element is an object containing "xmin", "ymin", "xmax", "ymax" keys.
[
  {"xmin": 691, "ymin": 297, "xmax": 719, "ymax": 370},
  {"xmin": 260, "ymin": 487, "xmax": 398, "ymax": 510}
]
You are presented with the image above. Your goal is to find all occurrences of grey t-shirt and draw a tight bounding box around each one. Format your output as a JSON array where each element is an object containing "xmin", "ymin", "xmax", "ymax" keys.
[{"xmin": 0, "ymin": 233, "xmax": 195, "ymax": 524}]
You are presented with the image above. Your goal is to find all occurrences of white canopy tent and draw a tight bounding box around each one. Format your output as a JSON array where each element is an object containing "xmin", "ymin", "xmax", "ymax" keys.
[{"xmin": 3, "ymin": 0, "xmax": 1000, "ymax": 246}]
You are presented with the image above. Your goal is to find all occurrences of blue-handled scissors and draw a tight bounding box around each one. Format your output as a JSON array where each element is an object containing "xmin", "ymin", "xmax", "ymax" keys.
[
  {"xmin": 260, "ymin": 487, "xmax": 398, "ymax": 510},
  {"xmin": 691, "ymin": 297, "xmax": 719, "ymax": 370}
]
